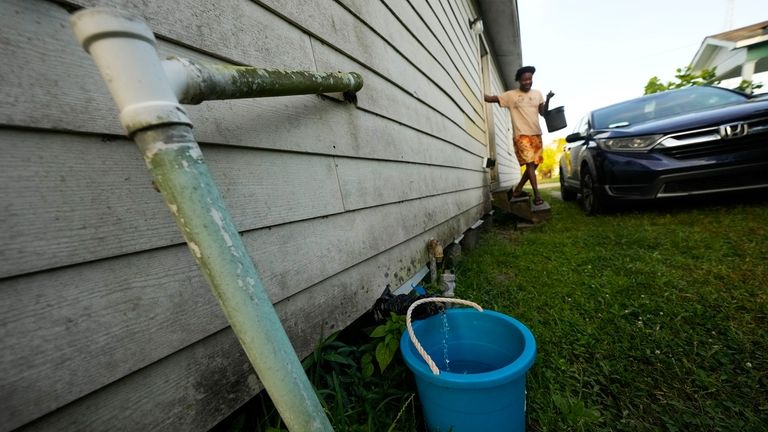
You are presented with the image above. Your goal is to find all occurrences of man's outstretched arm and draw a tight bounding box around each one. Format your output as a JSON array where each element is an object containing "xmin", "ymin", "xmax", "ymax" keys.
[
  {"xmin": 484, "ymin": 94, "xmax": 500, "ymax": 104},
  {"xmin": 539, "ymin": 91, "xmax": 554, "ymax": 115}
]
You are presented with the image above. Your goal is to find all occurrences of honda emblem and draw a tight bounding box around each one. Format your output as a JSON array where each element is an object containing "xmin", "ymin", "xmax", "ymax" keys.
[{"xmin": 719, "ymin": 122, "xmax": 749, "ymax": 139}]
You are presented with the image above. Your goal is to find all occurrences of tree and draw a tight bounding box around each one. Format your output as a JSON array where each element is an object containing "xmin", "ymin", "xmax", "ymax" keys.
[
  {"xmin": 539, "ymin": 138, "xmax": 566, "ymax": 179},
  {"xmin": 644, "ymin": 66, "xmax": 718, "ymax": 94},
  {"xmin": 734, "ymin": 79, "xmax": 764, "ymax": 93},
  {"xmin": 644, "ymin": 65, "xmax": 762, "ymax": 95}
]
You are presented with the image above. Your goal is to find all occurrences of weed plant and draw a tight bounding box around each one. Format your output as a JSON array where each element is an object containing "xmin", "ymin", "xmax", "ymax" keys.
[{"xmin": 213, "ymin": 312, "xmax": 424, "ymax": 431}]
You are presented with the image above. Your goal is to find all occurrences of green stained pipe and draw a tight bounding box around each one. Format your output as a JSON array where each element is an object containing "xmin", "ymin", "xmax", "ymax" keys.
[
  {"xmin": 133, "ymin": 125, "xmax": 333, "ymax": 431},
  {"xmin": 164, "ymin": 57, "xmax": 363, "ymax": 104},
  {"xmin": 69, "ymin": 7, "xmax": 363, "ymax": 431}
]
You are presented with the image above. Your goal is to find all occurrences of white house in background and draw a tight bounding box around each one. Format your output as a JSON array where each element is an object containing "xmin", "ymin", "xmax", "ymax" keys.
[
  {"xmin": 0, "ymin": 0, "xmax": 523, "ymax": 430},
  {"xmin": 691, "ymin": 20, "xmax": 768, "ymax": 89}
]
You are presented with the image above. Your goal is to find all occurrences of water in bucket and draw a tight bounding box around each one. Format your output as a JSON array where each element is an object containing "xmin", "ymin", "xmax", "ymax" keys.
[{"xmin": 401, "ymin": 306, "xmax": 536, "ymax": 432}]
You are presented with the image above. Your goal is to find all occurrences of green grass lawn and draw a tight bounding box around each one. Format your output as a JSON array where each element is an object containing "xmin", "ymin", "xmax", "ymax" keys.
[
  {"xmin": 218, "ymin": 191, "xmax": 767, "ymax": 432},
  {"xmin": 456, "ymin": 191, "xmax": 768, "ymax": 431}
]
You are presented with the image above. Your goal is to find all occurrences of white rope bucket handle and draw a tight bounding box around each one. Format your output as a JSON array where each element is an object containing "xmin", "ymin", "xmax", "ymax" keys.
[{"xmin": 406, "ymin": 297, "xmax": 484, "ymax": 375}]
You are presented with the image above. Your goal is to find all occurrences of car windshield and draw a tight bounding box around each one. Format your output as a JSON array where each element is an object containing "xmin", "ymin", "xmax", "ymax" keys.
[{"xmin": 591, "ymin": 86, "xmax": 747, "ymax": 130}]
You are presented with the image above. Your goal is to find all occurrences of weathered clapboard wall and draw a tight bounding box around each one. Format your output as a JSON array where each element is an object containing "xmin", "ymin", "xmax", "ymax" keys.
[
  {"xmin": 0, "ymin": 0, "xmax": 519, "ymax": 430},
  {"xmin": 487, "ymin": 52, "xmax": 519, "ymax": 190}
]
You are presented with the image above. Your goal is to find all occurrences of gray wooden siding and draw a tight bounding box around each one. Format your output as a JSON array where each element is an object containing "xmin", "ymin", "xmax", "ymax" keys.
[
  {"xmin": 486, "ymin": 52, "xmax": 519, "ymax": 190},
  {"xmin": 0, "ymin": 0, "xmax": 509, "ymax": 430}
]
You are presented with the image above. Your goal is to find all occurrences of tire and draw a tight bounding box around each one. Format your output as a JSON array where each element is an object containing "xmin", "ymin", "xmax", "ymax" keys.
[
  {"xmin": 560, "ymin": 175, "xmax": 577, "ymax": 202},
  {"xmin": 580, "ymin": 169, "xmax": 605, "ymax": 215}
]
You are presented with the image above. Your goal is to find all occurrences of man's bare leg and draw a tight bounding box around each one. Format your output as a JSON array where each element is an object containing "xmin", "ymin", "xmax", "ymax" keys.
[
  {"xmin": 508, "ymin": 169, "xmax": 531, "ymax": 200},
  {"xmin": 527, "ymin": 162, "xmax": 543, "ymax": 204}
]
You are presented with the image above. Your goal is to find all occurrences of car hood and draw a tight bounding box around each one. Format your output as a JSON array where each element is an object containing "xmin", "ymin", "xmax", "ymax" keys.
[{"xmin": 594, "ymin": 98, "xmax": 768, "ymax": 138}]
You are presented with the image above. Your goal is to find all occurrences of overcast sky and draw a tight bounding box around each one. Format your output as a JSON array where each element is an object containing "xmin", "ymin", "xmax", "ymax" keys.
[{"xmin": 516, "ymin": 0, "xmax": 768, "ymax": 144}]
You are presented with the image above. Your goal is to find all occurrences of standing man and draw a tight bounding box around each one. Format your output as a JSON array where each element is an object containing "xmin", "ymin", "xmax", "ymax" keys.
[{"xmin": 484, "ymin": 65, "xmax": 553, "ymax": 206}]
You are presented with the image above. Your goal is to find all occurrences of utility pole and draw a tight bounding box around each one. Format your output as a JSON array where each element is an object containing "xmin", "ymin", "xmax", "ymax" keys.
[{"xmin": 725, "ymin": 0, "xmax": 735, "ymax": 30}]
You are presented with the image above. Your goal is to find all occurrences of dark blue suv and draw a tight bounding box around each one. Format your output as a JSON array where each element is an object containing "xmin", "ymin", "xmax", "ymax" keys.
[{"xmin": 559, "ymin": 86, "xmax": 768, "ymax": 214}]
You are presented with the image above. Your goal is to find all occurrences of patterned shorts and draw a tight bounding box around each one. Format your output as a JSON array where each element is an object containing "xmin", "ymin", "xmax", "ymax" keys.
[{"xmin": 513, "ymin": 134, "xmax": 544, "ymax": 166}]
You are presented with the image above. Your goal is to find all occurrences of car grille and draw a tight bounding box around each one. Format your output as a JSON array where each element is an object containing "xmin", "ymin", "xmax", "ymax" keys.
[
  {"xmin": 659, "ymin": 168, "xmax": 768, "ymax": 195},
  {"xmin": 655, "ymin": 117, "xmax": 768, "ymax": 160},
  {"xmin": 608, "ymin": 185, "xmax": 649, "ymax": 196},
  {"xmin": 658, "ymin": 136, "xmax": 765, "ymax": 159}
]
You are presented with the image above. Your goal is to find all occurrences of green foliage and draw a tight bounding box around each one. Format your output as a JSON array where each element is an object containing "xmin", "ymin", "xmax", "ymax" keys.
[
  {"xmin": 216, "ymin": 312, "xmax": 420, "ymax": 432},
  {"xmin": 304, "ymin": 313, "xmax": 418, "ymax": 431},
  {"xmin": 644, "ymin": 65, "xmax": 719, "ymax": 94},
  {"xmin": 539, "ymin": 138, "xmax": 566, "ymax": 179},
  {"xmin": 365, "ymin": 313, "xmax": 407, "ymax": 376},
  {"xmin": 644, "ymin": 65, "xmax": 763, "ymax": 95},
  {"xmin": 735, "ymin": 79, "xmax": 764, "ymax": 93}
]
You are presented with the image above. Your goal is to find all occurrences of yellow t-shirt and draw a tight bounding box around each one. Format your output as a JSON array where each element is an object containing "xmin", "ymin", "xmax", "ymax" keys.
[{"xmin": 498, "ymin": 89, "xmax": 544, "ymax": 137}]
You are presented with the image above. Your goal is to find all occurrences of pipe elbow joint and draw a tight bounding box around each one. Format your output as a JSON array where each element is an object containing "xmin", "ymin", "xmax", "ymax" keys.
[{"xmin": 70, "ymin": 8, "xmax": 192, "ymax": 135}]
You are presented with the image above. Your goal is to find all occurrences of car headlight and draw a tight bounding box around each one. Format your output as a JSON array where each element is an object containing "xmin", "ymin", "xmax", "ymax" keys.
[{"xmin": 596, "ymin": 135, "xmax": 662, "ymax": 151}]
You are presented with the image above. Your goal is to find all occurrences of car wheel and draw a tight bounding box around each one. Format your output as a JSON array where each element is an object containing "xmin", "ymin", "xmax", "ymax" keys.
[
  {"xmin": 560, "ymin": 175, "xmax": 577, "ymax": 201},
  {"xmin": 580, "ymin": 169, "xmax": 604, "ymax": 215}
]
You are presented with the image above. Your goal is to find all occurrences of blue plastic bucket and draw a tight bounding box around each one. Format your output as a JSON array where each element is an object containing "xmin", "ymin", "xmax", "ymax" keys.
[{"xmin": 400, "ymin": 304, "xmax": 536, "ymax": 432}]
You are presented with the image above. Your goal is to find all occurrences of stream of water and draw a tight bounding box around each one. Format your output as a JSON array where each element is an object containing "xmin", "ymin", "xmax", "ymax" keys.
[{"xmin": 440, "ymin": 309, "xmax": 451, "ymax": 372}]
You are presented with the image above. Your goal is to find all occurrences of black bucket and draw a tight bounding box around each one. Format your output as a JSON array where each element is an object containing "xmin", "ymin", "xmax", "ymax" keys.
[{"xmin": 544, "ymin": 106, "xmax": 567, "ymax": 132}]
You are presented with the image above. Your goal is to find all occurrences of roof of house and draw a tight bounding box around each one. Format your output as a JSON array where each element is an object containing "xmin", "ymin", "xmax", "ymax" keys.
[
  {"xmin": 478, "ymin": 0, "xmax": 523, "ymax": 90},
  {"xmin": 691, "ymin": 20, "xmax": 768, "ymax": 80},
  {"xmin": 708, "ymin": 20, "xmax": 768, "ymax": 44}
]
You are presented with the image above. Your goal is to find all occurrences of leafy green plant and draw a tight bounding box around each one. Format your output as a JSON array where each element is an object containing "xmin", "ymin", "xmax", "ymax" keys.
[
  {"xmin": 215, "ymin": 312, "xmax": 422, "ymax": 432},
  {"xmin": 734, "ymin": 79, "xmax": 764, "ymax": 93},
  {"xmin": 362, "ymin": 313, "xmax": 406, "ymax": 377},
  {"xmin": 645, "ymin": 65, "xmax": 719, "ymax": 94}
]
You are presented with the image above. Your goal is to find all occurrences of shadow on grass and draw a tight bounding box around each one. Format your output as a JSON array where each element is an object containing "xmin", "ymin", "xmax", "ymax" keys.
[{"xmin": 577, "ymin": 189, "xmax": 768, "ymax": 216}]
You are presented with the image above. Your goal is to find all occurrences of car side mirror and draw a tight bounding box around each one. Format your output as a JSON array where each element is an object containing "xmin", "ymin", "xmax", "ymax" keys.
[{"xmin": 565, "ymin": 132, "xmax": 584, "ymax": 143}]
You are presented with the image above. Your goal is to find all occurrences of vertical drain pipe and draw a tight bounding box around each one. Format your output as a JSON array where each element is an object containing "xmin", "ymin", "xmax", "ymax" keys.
[{"xmin": 71, "ymin": 8, "xmax": 362, "ymax": 431}]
